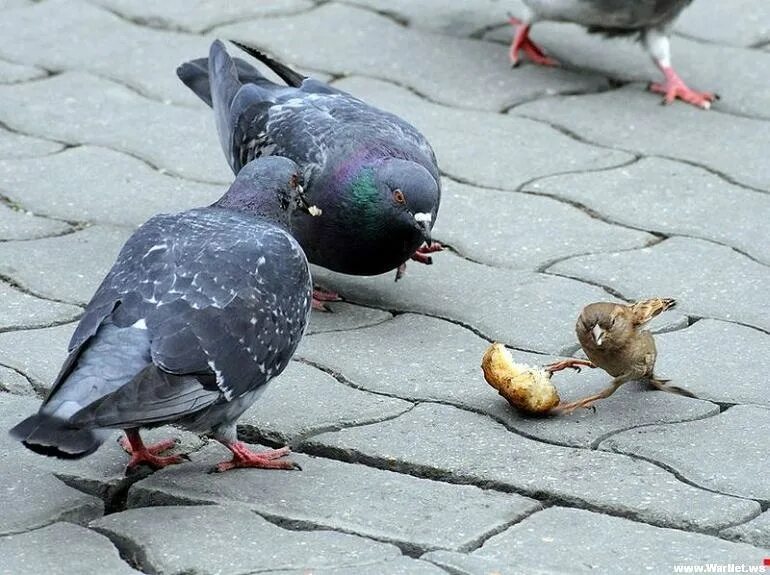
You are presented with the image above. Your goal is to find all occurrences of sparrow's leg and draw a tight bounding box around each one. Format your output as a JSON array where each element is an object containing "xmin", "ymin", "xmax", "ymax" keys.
[
  {"xmin": 545, "ymin": 358, "xmax": 596, "ymax": 374},
  {"xmin": 508, "ymin": 15, "xmax": 558, "ymax": 67},
  {"xmin": 649, "ymin": 377, "xmax": 697, "ymax": 398},
  {"xmin": 312, "ymin": 286, "xmax": 342, "ymax": 312},
  {"xmin": 551, "ymin": 376, "xmax": 628, "ymax": 415},
  {"xmin": 644, "ymin": 30, "xmax": 716, "ymax": 109},
  {"xmin": 213, "ymin": 441, "xmax": 301, "ymax": 473},
  {"xmin": 120, "ymin": 429, "xmax": 189, "ymax": 471}
]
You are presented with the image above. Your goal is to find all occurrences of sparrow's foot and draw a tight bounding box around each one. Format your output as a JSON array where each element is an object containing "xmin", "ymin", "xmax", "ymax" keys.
[
  {"xmin": 312, "ymin": 287, "xmax": 341, "ymax": 312},
  {"xmin": 545, "ymin": 358, "xmax": 596, "ymax": 375},
  {"xmin": 213, "ymin": 442, "xmax": 301, "ymax": 473},
  {"xmin": 551, "ymin": 398, "xmax": 599, "ymax": 415},
  {"xmin": 120, "ymin": 431, "xmax": 189, "ymax": 471},
  {"xmin": 508, "ymin": 16, "xmax": 558, "ymax": 67},
  {"xmin": 649, "ymin": 67, "xmax": 717, "ymax": 109}
]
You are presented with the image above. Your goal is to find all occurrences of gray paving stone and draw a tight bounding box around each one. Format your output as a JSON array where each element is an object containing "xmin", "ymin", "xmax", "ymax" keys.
[
  {"xmin": 513, "ymin": 86, "xmax": 770, "ymax": 191},
  {"xmin": 425, "ymin": 507, "xmax": 769, "ymax": 575},
  {"xmin": 0, "ymin": 323, "xmax": 75, "ymax": 388},
  {"xmin": 0, "ymin": 0, "xmax": 254, "ymax": 108},
  {"xmin": 600, "ymin": 405, "xmax": 770, "ymax": 502},
  {"xmin": 488, "ymin": 21, "xmax": 770, "ymax": 120},
  {"xmin": 524, "ymin": 157, "xmax": 770, "ymax": 264},
  {"xmin": 0, "ymin": 365, "xmax": 34, "ymax": 395},
  {"xmin": 0, "ymin": 202, "xmax": 71, "ymax": 240},
  {"xmin": 331, "ymin": 76, "xmax": 632, "ymax": 191},
  {"xmin": 91, "ymin": 0, "xmax": 314, "ymax": 33},
  {"xmin": 0, "ymin": 72, "xmax": 231, "ymax": 183},
  {"xmin": 656, "ymin": 320, "xmax": 770, "ymax": 407},
  {"xmin": 0, "ymin": 522, "xmax": 141, "ymax": 575},
  {"xmin": 0, "ymin": 146, "xmax": 222, "ymax": 227},
  {"xmin": 550, "ymin": 237, "xmax": 770, "ymax": 332},
  {"xmin": 311, "ymin": 252, "xmax": 613, "ymax": 354},
  {"xmin": 0, "ymin": 224, "xmax": 131, "ymax": 305},
  {"xmin": 433, "ymin": 178, "xmax": 655, "ymax": 269},
  {"xmin": 0, "ymin": 465, "xmax": 103, "ymax": 536},
  {"xmin": 305, "ymin": 402, "xmax": 760, "ymax": 531},
  {"xmin": 260, "ymin": 557, "xmax": 449, "ymax": 575},
  {"xmin": 721, "ymin": 510, "xmax": 770, "ymax": 549},
  {"xmin": 92, "ymin": 504, "xmax": 417, "ymax": 575},
  {"xmin": 0, "ymin": 57, "xmax": 46, "ymax": 84},
  {"xmin": 676, "ymin": 0, "xmax": 770, "ymax": 48},
  {"xmin": 217, "ymin": 3, "xmax": 610, "ymax": 113},
  {"xmin": 128, "ymin": 445, "xmax": 540, "ymax": 554},
  {"xmin": 0, "ymin": 125, "xmax": 62, "ymax": 160},
  {"xmin": 239, "ymin": 360, "xmax": 413, "ymax": 445},
  {"xmin": 306, "ymin": 301, "xmax": 393, "ymax": 335},
  {"xmin": 0, "ymin": 0, "xmax": 30, "ymax": 8},
  {"xmin": 0, "ymin": 279, "xmax": 82, "ymax": 330},
  {"xmin": 339, "ymin": 0, "xmax": 519, "ymax": 37},
  {"xmin": 300, "ymin": 314, "xmax": 718, "ymax": 448}
]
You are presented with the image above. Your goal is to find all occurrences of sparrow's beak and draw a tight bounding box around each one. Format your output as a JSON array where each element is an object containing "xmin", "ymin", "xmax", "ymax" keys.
[
  {"xmin": 591, "ymin": 324, "xmax": 605, "ymax": 346},
  {"xmin": 414, "ymin": 212, "xmax": 432, "ymax": 245},
  {"xmin": 295, "ymin": 184, "xmax": 322, "ymax": 217}
]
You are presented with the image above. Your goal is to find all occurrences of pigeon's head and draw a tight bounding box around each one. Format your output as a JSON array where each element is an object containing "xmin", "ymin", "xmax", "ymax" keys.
[
  {"xmin": 360, "ymin": 158, "xmax": 439, "ymax": 246},
  {"xmin": 216, "ymin": 156, "xmax": 320, "ymax": 226}
]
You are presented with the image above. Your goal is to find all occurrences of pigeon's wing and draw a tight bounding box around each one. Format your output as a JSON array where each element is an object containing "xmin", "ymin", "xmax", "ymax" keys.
[{"xmin": 68, "ymin": 212, "xmax": 311, "ymax": 428}]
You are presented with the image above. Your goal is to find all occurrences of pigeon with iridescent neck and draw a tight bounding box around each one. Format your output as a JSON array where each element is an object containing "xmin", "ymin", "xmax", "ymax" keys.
[
  {"xmin": 177, "ymin": 40, "xmax": 442, "ymax": 308},
  {"xmin": 508, "ymin": 0, "xmax": 716, "ymax": 109}
]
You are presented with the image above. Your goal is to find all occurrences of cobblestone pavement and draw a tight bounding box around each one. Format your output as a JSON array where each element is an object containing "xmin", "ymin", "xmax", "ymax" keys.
[{"xmin": 0, "ymin": 1, "xmax": 768, "ymax": 574}]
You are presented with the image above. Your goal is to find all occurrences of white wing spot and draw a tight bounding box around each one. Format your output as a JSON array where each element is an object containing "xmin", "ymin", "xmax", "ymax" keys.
[{"xmin": 131, "ymin": 318, "xmax": 147, "ymax": 330}]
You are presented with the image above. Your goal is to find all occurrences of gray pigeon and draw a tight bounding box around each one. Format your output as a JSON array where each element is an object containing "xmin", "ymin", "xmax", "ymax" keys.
[
  {"xmin": 9, "ymin": 156, "xmax": 316, "ymax": 473},
  {"xmin": 177, "ymin": 40, "xmax": 442, "ymax": 307},
  {"xmin": 508, "ymin": 0, "xmax": 715, "ymax": 109}
]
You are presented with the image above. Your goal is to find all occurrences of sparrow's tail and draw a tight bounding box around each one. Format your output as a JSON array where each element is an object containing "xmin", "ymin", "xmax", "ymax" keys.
[
  {"xmin": 8, "ymin": 413, "xmax": 110, "ymax": 459},
  {"xmin": 630, "ymin": 298, "xmax": 676, "ymax": 327},
  {"xmin": 649, "ymin": 377, "xmax": 697, "ymax": 399}
]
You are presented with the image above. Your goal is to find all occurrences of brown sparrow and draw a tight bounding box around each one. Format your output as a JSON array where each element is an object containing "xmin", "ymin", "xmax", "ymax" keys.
[{"xmin": 549, "ymin": 298, "xmax": 695, "ymax": 414}]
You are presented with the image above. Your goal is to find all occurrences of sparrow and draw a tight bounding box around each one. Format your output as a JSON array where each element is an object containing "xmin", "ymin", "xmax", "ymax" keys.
[{"xmin": 549, "ymin": 298, "xmax": 696, "ymax": 414}]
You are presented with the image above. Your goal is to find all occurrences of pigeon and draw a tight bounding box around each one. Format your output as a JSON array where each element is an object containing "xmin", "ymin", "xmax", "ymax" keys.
[
  {"xmin": 9, "ymin": 156, "xmax": 318, "ymax": 473},
  {"xmin": 508, "ymin": 0, "xmax": 716, "ymax": 109},
  {"xmin": 177, "ymin": 40, "xmax": 442, "ymax": 308},
  {"xmin": 549, "ymin": 298, "xmax": 696, "ymax": 414}
]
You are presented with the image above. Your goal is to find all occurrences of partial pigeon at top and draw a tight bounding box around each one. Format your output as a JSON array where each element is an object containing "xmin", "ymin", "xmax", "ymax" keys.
[
  {"xmin": 9, "ymin": 156, "xmax": 316, "ymax": 473},
  {"xmin": 177, "ymin": 40, "xmax": 442, "ymax": 299},
  {"xmin": 508, "ymin": 0, "xmax": 715, "ymax": 109}
]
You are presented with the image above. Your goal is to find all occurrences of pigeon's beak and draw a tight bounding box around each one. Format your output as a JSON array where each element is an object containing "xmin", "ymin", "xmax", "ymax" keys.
[
  {"xmin": 591, "ymin": 324, "xmax": 605, "ymax": 346},
  {"xmin": 414, "ymin": 212, "xmax": 432, "ymax": 245},
  {"xmin": 295, "ymin": 184, "xmax": 322, "ymax": 217}
]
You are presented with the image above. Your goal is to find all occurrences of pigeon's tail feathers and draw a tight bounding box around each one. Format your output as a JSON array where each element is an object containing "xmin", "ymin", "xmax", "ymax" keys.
[
  {"xmin": 230, "ymin": 40, "xmax": 306, "ymax": 87},
  {"xmin": 209, "ymin": 39, "xmax": 246, "ymax": 162},
  {"xmin": 177, "ymin": 55, "xmax": 267, "ymax": 108},
  {"xmin": 69, "ymin": 365, "xmax": 221, "ymax": 429},
  {"xmin": 9, "ymin": 413, "xmax": 109, "ymax": 459}
]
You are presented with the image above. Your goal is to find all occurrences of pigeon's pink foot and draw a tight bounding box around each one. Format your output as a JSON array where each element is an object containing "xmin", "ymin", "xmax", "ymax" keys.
[
  {"xmin": 395, "ymin": 242, "xmax": 444, "ymax": 281},
  {"xmin": 213, "ymin": 442, "xmax": 301, "ymax": 473},
  {"xmin": 312, "ymin": 287, "xmax": 341, "ymax": 312},
  {"xmin": 120, "ymin": 430, "xmax": 188, "ymax": 471},
  {"xmin": 649, "ymin": 66, "xmax": 716, "ymax": 109},
  {"xmin": 508, "ymin": 17, "xmax": 559, "ymax": 67}
]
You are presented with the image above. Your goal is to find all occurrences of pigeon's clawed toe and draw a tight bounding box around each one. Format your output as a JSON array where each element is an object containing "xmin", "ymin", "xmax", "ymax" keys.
[
  {"xmin": 649, "ymin": 68, "xmax": 717, "ymax": 109},
  {"xmin": 212, "ymin": 443, "xmax": 301, "ymax": 473}
]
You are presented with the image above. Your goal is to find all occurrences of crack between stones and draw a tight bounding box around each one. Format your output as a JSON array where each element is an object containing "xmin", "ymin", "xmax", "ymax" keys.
[
  {"xmin": 455, "ymin": 503, "xmax": 545, "ymax": 553},
  {"xmin": 0, "ymin": 360, "xmax": 45, "ymax": 397},
  {"xmin": 0, "ymin": 271, "xmax": 85, "ymax": 311}
]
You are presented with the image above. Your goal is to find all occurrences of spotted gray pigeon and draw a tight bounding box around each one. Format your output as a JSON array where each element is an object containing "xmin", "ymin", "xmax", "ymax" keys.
[
  {"xmin": 508, "ymin": 0, "xmax": 715, "ymax": 109},
  {"xmin": 10, "ymin": 156, "xmax": 316, "ymax": 473},
  {"xmin": 177, "ymin": 40, "xmax": 442, "ymax": 307}
]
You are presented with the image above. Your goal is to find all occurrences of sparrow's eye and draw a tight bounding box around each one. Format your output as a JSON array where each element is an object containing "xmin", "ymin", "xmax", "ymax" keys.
[{"xmin": 393, "ymin": 189, "xmax": 406, "ymax": 204}]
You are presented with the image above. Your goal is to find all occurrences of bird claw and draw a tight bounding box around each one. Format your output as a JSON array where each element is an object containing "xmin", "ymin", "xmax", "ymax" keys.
[
  {"xmin": 212, "ymin": 443, "xmax": 301, "ymax": 473},
  {"xmin": 545, "ymin": 358, "xmax": 596, "ymax": 375},
  {"xmin": 648, "ymin": 69, "xmax": 717, "ymax": 110},
  {"xmin": 312, "ymin": 287, "xmax": 341, "ymax": 312}
]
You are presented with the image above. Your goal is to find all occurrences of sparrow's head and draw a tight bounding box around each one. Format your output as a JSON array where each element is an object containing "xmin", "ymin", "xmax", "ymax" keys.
[{"xmin": 577, "ymin": 302, "xmax": 633, "ymax": 349}]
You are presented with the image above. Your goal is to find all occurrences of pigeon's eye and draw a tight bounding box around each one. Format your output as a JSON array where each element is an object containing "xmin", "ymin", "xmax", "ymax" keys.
[
  {"xmin": 393, "ymin": 189, "xmax": 406, "ymax": 204},
  {"xmin": 290, "ymin": 174, "xmax": 300, "ymax": 189}
]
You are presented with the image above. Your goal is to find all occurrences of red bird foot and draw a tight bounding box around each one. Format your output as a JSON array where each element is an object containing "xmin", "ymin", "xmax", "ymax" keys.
[
  {"xmin": 213, "ymin": 442, "xmax": 301, "ymax": 473},
  {"xmin": 395, "ymin": 242, "xmax": 444, "ymax": 281},
  {"xmin": 649, "ymin": 66, "xmax": 717, "ymax": 109},
  {"xmin": 312, "ymin": 286, "xmax": 342, "ymax": 312},
  {"xmin": 545, "ymin": 358, "xmax": 596, "ymax": 375},
  {"xmin": 508, "ymin": 16, "xmax": 559, "ymax": 67},
  {"xmin": 119, "ymin": 430, "xmax": 189, "ymax": 471}
]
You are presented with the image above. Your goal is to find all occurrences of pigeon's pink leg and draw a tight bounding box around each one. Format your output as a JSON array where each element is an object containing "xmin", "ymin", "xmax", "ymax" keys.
[
  {"xmin": 213, "ymin": 442, "xmax": 300, "ymax": 473},
  {"xmin": 649, "ymin": 66, "xmax": 716, "ymax": 109},
  {"xmin": 312, "ymin": 287, "xmax": 341, "ymax": 312},
  {"xmin": 395, "ymin": 242, "xmax": 444, "ymax": 281},
  {"xmin": 508, "ymin": 16, "xmax": 559, "ymax": 67},
  {"xmin": 120, "ymin": 429, "xmax": 188, "ymax": 471}
]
